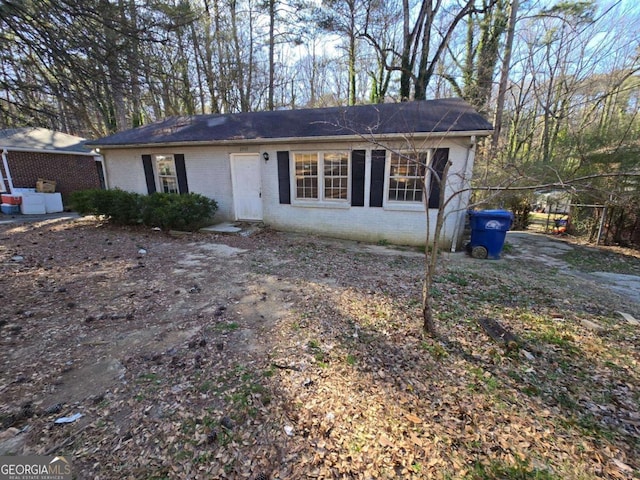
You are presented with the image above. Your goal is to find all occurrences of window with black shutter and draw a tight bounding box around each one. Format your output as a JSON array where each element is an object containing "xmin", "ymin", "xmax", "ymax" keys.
[
  {"xmin": 369, "ymin": 150, "xmax": 386, "ymax": 208},
  {"xmin": 428, "ymin": 148, "xmax": 449, "ymax": 209},
  {"xmin": 141, "ymin": 154, "xmax": 189, "ymax": 194},
  {"xmin": 351, "ymin": 150, "xmax": 365, "ymax": 207},
  {"xmin": 277, "ymin": 151, "xmax": 291, "ymax": 204}
]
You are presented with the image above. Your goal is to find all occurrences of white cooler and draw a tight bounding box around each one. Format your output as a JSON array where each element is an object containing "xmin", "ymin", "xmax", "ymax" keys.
[
  {"xmin": 20, "ymin": 192, "xmax": 47, "ymax": 214},
  {"xmin": 43, "ymin": 192, "xmax": 64, "ymax": 213}
]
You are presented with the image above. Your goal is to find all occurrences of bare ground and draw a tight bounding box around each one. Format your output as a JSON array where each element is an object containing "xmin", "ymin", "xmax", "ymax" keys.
[{"xmin": 0, "ymin": 217, "xmax": 638, "ymax": 479}]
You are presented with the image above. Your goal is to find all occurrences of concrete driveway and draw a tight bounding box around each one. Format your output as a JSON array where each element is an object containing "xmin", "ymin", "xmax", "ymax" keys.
[
  {"xmin": 504, "ymin": 231, "xmax": 640, "ymax": 307},
  {"xmin": 0, "ymin": 212, "xmax": 79, "ymax": 225}
]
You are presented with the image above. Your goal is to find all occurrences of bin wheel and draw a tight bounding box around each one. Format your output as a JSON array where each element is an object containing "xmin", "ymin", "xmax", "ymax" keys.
[{"xmin": 471, "ymin": 245, "xmax": 488, "ymax": 259}]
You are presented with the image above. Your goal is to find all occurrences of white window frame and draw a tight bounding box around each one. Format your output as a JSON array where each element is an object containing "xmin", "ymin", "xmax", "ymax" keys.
[
  {"xmin": 383, "ymin": 149, "xmax": 429, "ymax": 211},
  {"xmin": 323, "ymin": 151, "xmax": 350, "ymax": 201},
  {"xmin": 293, "ymin": 152, "xmax": 319, "ymax": 201},
  {"xmin": 291, "ymin": 150, "xmax": 351, "ymax": 207},
  {"xmin": 153, "ymin": 154, "xmax": 180, "ymax": 194}
]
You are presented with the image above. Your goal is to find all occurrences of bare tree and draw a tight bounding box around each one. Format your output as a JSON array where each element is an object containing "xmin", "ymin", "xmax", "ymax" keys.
[{"xmin": 314, "ymin": 0, "xmax": 368, "ymax": 105}]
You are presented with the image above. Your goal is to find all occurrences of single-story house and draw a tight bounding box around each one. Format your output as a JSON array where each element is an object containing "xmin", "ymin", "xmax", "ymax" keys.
[
  {"xmin": 87, "ymin": 98, "xmax": 493, "ymax": 248},
  {"xmin": 0, "ymin": 128, "xmax": 104, "ymax": 203}
]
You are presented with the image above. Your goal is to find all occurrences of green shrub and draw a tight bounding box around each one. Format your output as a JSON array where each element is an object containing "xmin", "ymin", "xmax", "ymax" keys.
[
  {"xmin": 141, "ymin": 193, "xmax": 218, "ymax": 231},
  {"xmin": 107, "ymin": 190, "xmax": 143, "ymax": 225},
  {"xmin": 70, "ymin": 188, "xmax": 141, "ymax": 225},
  {"xmin": 70, "ymin": 189, "xmax": 217, "ymax": 231},
  {"xmin": 69, "ymin": 189, "xmax": 100, "ymax": 215},
  {"xmin": 505, "ymin": 194, "xmax": 532, "ymax": 231}
]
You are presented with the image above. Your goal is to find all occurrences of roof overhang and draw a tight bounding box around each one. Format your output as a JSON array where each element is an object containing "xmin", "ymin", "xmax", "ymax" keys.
[
  {"xmin": 1, "ymin": 145, "xmax": 100, "ymax": 157},
  {"xmin": 89, "ymin": 129, "xmax": 493, "ymax": 150}
]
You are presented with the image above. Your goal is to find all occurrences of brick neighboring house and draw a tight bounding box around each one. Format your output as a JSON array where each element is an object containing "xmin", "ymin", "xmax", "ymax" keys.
[{"xmin": 0, "ymin": 128, "xmax": 104, "ymax": 204}]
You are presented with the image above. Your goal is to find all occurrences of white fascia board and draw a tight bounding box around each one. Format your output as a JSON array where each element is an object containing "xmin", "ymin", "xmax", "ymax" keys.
[
  {"xmin": 1, "ymin": 146, "xmax": 98, "ymax": 156},
  {"xmin": 89, "ymin": 130, "xmax": 493, "ymax": 150}
]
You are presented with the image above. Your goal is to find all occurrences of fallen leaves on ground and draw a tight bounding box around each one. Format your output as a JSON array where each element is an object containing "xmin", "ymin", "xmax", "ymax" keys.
[{"xmin": 0, "ymin": 217, "xmax": 638, "ymax": 479}]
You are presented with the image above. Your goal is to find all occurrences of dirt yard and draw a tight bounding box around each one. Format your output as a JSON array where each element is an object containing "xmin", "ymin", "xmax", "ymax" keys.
[{"xmin": 1, "ymin": 217, "xmax": 638, "ymax": 479}]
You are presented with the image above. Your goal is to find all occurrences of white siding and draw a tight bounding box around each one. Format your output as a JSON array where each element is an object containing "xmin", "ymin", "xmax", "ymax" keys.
[{"xmin": 102, "ymin": 137, "xmax": 476, "ymax": 247}]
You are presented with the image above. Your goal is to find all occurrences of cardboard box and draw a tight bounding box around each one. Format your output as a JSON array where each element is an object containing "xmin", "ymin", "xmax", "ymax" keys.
[
  {"xmin": 1, "ymin": 203, "xmax": 21, "ymax": 215},
  {"xmin": 36, "ymin": 179, "xmax": 56, "ymax": 193},
  {"xmin": 1, "ymin": 194, "xmax": 22, "ymax": 205}
]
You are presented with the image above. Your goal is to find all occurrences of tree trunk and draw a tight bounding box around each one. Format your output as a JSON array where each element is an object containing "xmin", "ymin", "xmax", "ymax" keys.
[
  {"xmin": 268, "ymin": 0, "xmax": 276, "ymax": 110},
  {"xmin": 126, "ymin": 0, "xmax": 143, "ymax": 126},
  {"xmin": 101, "ymin": 0, "xmax": 127, "ymax": 132},
  {"xmin": 213, "ymin": 0, "xmax": 231, "ymax": 113},
  {"xmin": 421, "ymin": 150, "xmax": 452, "ymax": 337},
  {"xmin": 492, "ymin": 0, "xmax": 519, "ymax": 151},
  {"xmin": 229, "ymin": 0, "xmax": 248, "ymax": 112},
  {"xmin": 348, "ymin": 0, "xmax": 357, "ymax": 105},
  {"xmin": 414, "ymin": 1, "xmax": 434, "ymax": 101},
  {"xmin": 200, "ymin": 0, "xmax": 221, "ymax": 114},
  {"xmin": 472, "ymin": 1, "xmax": 508, "ymax": 114},
  {"xmin": 189, "ymin": 20, "xmax": 207, "ymax": 115},
  {"xmin": 414, "ymin": 0, "xmax": 476, "ymax": 101},
  {"xmin": 422, "ymin": 298, "xmax": 436, "ymax": 336},
  {"xmin": 245, "ymin": 3, "xmax": 255, "ymax": 111},
  {"xmin": 398, "ymin": 0, "xmax": 414, "ymax": 100},
  {"xmin": 176, "ymin": 26, "xmax": 196, "ymax": 115}
]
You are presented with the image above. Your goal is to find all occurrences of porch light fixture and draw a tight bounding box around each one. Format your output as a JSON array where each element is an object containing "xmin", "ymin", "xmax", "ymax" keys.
[{"xmin": 262, "ymin": 152, "xmax": 270, "ymax": 162}]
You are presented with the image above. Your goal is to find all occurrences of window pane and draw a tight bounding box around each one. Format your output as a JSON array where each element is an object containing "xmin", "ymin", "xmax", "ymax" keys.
[
  {"xmin": 323, "ymin": 151, "xmax": 348, "ymax": 200},
  {"xmin": 407, "ymin": 179, "xmax": 423, "ymax": 201},
  {"xmin": 294, "ymin": 153, "xmax": 318, "ymax": 199},
  {"xmin": 157, "ymin": 157, "xmax": 177, "ymax": 176},
  {"xmin": 388, "ymin": 152, "xmax": 425, "ymax": 203},
  {"xmin": 304, "ymin": 178, "xmax": 315, "ymax": 190},
  {"xmin": 154, "ymin": 154, "xmax": 180, "ymax": 194},
  {"xmin": 160, "ymin": 177, "xmax": 179, "ymax": 193}
]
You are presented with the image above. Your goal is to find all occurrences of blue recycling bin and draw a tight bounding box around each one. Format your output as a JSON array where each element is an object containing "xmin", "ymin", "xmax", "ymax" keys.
[{"xmin": 466, "ymin": 210, "xmax": 514, "ymax": 259}]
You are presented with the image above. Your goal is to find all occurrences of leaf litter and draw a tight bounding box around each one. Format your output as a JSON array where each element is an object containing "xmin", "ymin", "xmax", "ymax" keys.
[{"xmin": 0, "ymin": 217, "xmax": 638, "ymax": 479}]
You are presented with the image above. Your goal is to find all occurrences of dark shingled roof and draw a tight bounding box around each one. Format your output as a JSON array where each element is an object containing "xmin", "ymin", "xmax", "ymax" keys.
[{"xmin": 88, "ymin": 98, "xmax": 492, "ymax": 147}]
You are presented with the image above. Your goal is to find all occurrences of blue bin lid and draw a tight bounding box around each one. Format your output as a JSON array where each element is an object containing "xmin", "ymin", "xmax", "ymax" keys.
[{"xmin": 469, "ymin": 209, "xmax": 513, "ymax": 218}]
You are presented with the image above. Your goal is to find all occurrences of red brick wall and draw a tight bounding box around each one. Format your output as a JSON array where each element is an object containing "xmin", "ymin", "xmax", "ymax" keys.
[{"xmin": 0, "ymin": 151, "xmax": 102, "ymax": 204}]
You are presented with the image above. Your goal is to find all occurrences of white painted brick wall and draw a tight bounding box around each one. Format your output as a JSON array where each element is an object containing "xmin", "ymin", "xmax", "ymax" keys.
[
  {"xmin": 260, "ymin": 140, "xmax": 473, "ymax": 247},
  {"xmin": 104, "ymin": 146, "xmax": 254, "ymax": 221},
  {"xmin": 102, "ymin": 137, "xmax": 475, "ymax": 247},
  {"xmin": 103, "ymin": 150, "xmax": 148, "ymax": 194}
]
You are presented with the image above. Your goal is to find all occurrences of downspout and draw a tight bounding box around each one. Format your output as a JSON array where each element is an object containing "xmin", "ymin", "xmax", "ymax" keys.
[
  {"xmin": 1, "ymin": 148, "xmax": 15, "ymax": 194},
  {"xmin": 95, "ymin": 149, "xmax": 108, "ymax": 189},
  {"xmin": 449, "ymin": 136, "xmax": 476, "ymax": 252}
]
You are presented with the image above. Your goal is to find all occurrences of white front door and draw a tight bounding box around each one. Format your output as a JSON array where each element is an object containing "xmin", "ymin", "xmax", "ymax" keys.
[{"xmin": 231, "ymin": 153, "xmax": 263, "ymax": 221}]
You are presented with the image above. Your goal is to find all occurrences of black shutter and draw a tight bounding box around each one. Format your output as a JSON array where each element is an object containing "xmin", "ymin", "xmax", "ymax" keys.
[
  {"xmin": 142, "ymin": 155, "xmax": 156, "ymax": 194},
  {"xmin": 369, "ymin": 149, "xmax": 386, "ymax": 208},
  {"xmin": 174, "ymin": 154, "xmax": 189, "ymax": 194},
  {"xmin": 428, "ymin": 148, "xmax": 449, "ymax": 208},
  {"xmin": 277, "ymin": 151, "xmax": 291, "ymax": 204},
  {"xmin": 96, "ymin": 161, "xmax": 106, "ymax": 189},
  {"xmin": 351, "ymin": 150, "xmax": 365, "ymax": 207}
]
